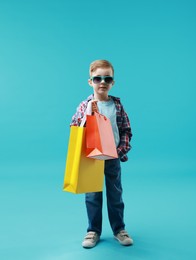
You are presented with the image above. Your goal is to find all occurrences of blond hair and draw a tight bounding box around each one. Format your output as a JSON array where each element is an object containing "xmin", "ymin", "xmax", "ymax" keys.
[{"xmin": 89, "ymin": 59, "xmax": 114, "ymax": 76}]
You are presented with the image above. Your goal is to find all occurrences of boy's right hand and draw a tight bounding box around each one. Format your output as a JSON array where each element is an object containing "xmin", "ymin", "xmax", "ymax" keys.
[
  {"xmin": 92, "ymin": 101, "xmax": 98, "ymax": 113},
  {"xmin": 86, "ymin": 100, "xmax": 98, "ymax": 115}
]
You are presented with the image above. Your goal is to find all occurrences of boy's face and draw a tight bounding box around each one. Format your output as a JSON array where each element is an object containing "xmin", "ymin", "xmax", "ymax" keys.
[{"xmin": 88, "ymin": 67, "xmax": 114, "ymax": 100}]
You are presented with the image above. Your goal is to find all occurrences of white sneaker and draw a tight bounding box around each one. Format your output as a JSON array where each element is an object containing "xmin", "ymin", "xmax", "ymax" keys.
[
  {"xmin": 82, "ymin": 231, "xmax": 100, "ymax": 248},
  {"xmin": 114, "ymin": 230, "xmax": 133, "ymax": 246}
]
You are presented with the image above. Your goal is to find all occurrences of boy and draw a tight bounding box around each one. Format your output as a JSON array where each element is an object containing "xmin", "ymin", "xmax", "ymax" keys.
[{"xmin": 70, "ymin": 60, "xmax": 133, "ymax": 248}]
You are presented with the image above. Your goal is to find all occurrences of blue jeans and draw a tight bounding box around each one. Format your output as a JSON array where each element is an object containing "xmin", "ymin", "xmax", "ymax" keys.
[{"xmin": 85, "ymin": 158, "xmax": 125, "ymax": 236}]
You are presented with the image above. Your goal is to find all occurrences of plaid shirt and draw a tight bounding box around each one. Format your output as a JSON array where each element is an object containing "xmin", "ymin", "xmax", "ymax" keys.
[{"xmin": 70, "ymin": 94, "xmax": 132, "ymax": 162}]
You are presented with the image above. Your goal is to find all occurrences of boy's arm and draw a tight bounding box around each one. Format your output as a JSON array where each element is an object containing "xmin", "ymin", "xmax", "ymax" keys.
[
  {"xmin": 70, "ymin": 101, "xmax": 88, "ymax": 126},
  {"xmin": 117, "ymin": 106, "xmax": 132, "ymax": 162}
]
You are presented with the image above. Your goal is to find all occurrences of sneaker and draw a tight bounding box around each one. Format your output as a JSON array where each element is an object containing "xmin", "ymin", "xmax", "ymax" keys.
[
  {"xmin": 114, "ymin": 230, "xmax": 133, "ymax": 246},
  {"xmin": 82, "ymin": 231, "xmax": 100, "ymax": 248}
]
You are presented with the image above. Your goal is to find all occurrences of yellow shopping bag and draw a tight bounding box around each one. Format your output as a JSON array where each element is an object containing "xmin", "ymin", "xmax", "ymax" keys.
[{"xmin": 63, "ymin": 126, "xmax": 104, "ymax": 194}]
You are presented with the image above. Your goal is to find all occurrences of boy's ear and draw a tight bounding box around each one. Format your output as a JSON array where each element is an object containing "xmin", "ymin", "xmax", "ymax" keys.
[
  {"xmin": 88, "ymin": 79, "xmax": 93, "ymax": 87},
  {"xmin": 112, "ymin": 80, "xmax": 115, "ymax": 86}
]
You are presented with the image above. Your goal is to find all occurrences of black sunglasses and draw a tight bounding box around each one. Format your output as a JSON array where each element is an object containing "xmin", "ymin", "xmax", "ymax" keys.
[{"xmin": 90, "ymin": 76, "xmax": 114, "ymax": 84}]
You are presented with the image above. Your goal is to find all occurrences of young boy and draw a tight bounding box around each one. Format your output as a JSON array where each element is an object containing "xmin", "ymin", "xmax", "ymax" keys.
[{"xmin": 70, "ymin": 60, "xmax": 133, "ymax": 248}]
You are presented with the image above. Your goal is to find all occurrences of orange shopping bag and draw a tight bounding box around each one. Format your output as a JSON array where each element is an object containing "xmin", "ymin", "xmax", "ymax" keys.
[{"xmin": 86, "ymin": 112, "xmax": 118, "ymax": 160}]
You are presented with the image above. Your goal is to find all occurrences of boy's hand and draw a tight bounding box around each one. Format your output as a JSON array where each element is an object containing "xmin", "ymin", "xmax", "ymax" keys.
[
  {"xmin": 86, "ymin": 100, "xmax": 98, "ymax": 115},
  {"xmin": 92, "ymin": 101, "xmax": 98, "ymax": 113}
]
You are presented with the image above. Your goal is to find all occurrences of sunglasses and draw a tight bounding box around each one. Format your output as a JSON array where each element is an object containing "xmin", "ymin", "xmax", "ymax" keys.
[{"xmin": 90, "ymin": 76, "xmax": 114, "ymax": 84}]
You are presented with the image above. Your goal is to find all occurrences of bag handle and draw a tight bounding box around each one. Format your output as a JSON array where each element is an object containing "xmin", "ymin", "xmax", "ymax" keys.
[{"xmin": 80, "ymin": 100, "xmax": 99, "ymax": 127}]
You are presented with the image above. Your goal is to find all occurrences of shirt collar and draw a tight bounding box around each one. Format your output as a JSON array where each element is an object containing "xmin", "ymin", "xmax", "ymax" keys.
[{"xmin": 87, "ymin": 94, "xmax": 120, "ymax": 102}]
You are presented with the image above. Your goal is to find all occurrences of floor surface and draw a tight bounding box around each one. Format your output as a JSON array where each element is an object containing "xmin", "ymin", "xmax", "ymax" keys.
[{"xmin": 1, "ymin": 159, "xmax": 195, "ymax": 260}]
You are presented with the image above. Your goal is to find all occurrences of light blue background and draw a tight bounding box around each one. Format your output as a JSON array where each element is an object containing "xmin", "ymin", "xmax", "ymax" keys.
[{"xmin": 0, "ymin": 0, "xmax": 196, "ymax": 259}]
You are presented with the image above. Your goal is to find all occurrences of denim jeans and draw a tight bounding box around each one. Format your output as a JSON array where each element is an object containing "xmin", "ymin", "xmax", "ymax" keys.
[{"xmin": 85, "ymin": 158, "xmax": 125, "ymax": 236}]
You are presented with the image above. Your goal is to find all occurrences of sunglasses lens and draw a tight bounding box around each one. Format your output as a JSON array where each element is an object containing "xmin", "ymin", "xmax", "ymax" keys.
[
  {"xmin": 92, "ymin": 76, "xmax": 102, "ymax": 84},
  {"xmin": 92, "ymin": 76, "xmax": 113, "ymax": 84},
  {"xmin": 105, "ymin": 77, "xmax": 113, "ymax": 84}
]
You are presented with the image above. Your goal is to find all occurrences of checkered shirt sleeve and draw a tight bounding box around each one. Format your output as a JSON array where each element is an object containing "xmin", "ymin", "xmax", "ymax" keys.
[
  {"xmin": 70, "ymin": 100, "xmax": 88, "ymax": 126},
  {"xmin": 114, "ymin": 99, "xmax": 132, "ymax": 162}
]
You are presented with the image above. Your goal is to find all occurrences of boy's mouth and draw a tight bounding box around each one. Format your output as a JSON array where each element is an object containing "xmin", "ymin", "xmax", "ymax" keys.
[
  {"xmin": 99, "ymin": 87, "xmax": 107, "ymax": 90},
  {"xmin": 99, "ymin": 85, "xmax": 107, "ymax": 89}
]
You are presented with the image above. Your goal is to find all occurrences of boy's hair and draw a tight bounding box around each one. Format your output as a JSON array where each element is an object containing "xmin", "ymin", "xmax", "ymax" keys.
[{"xmin": 89, "ymin": 60, "xmax": 114, "ymax": 76}]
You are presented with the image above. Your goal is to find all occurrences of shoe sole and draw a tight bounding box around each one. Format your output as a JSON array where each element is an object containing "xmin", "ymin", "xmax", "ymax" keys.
[{"xmin": 82, "ymin": 239, "xmax": 100, "ymax": 248}]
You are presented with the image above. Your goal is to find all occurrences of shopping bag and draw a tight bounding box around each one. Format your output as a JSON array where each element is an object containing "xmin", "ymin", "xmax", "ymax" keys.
[
  {"xmin": 63, "ymin": 126, "xmax": 104, "ymax": 194},
  {"xmin": 86, "ymin": 112, "xmax": 118, "ymax": 160}
]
